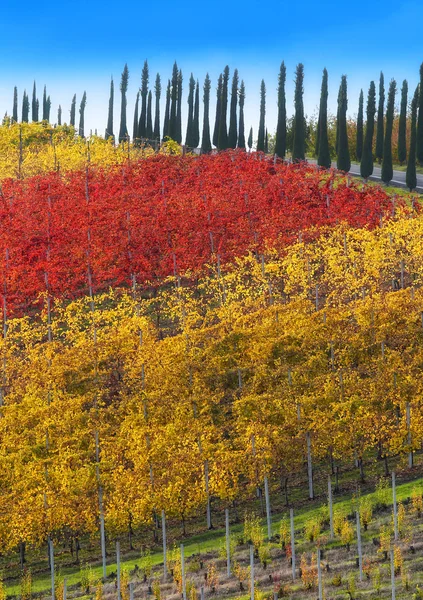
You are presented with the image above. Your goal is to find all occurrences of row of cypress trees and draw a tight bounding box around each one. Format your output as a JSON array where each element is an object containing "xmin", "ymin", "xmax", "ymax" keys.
[
  {"xmin": 314, "ymin": 66, "xmax": 423, "ymax": 189},
  {"xmin": 14, "ymin": 81, "xmax": 88, "ymax": 137},
  {"xmin": 9, "ymin": 62, "xmax": 423, "ymax": 189}
]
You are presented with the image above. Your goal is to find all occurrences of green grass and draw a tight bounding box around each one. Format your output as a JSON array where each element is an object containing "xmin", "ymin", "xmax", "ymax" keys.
[{"xmin": 7, "ymin": 476, "xmax": 422, "ymax": 597}]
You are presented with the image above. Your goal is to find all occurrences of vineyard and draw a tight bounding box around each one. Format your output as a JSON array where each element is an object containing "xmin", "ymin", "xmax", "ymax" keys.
[{"xmin": 1, "ymin": 145, "xmax": 423, "ymax": 600}]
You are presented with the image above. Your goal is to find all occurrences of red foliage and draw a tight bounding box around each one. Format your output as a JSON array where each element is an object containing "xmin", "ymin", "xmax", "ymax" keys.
[{"xmin": 0, "ymin": 151, "xmax": 412, "ymax": 315}]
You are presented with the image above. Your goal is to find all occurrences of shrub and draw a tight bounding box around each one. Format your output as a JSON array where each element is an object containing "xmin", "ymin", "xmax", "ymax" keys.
[
  {"xmin": 244, "ymin": 512, "xmax": 263, "ymax": 549},
  {"xmin": 304, "ymin": 516, "xmax": 321, "ymax": 542},
  {"xmin": 279, "ymin": 515, "xmax": 290, "ymax": 548},
  {"xmin": 360, "ymin": 496, "xmax": 373, "ymax": 530},
  {"xmin": 374, "ymin": 477, "xmax": 390, "ymax": 510},
  {"xmin": 300, "ymin": 553, "xmax": 317, "ymax": 589},
  {"xmin": 258, "ymin": 544, "xmax": 271, "ymax": 569},
  {"xmin": 233, "ymin": 561, "xmax": 249, "ymax": 591},
  {"xmin": 411, "ymin": 487, "xmax": 423, "ymax": 518},
  {"xmin": 340, "ymin": 519, "xmax": 354, "ymax": 551},
  {"xmin": 152, "ymin": 579, "xmax": 161, "ymax": 600}
]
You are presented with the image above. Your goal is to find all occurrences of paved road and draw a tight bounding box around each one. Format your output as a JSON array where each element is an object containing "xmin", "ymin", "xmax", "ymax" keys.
[{"xmin": 308, "ymin": 159, "xmax": 423, "ymax": 193}]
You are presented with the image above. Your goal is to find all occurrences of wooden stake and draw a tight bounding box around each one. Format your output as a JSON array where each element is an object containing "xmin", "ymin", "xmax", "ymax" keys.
[
  {"xmin": 356, "ymin": 511, "xmax": 363, "ymax": 582},
  {"xmin": 250, "ymin": 545, "xmax": 254, "ymax": 600},
  {"xmin": 95, "ymin": 432, "xmax": 107, "ymax": 580},
  {"xmin": 116, "ymin": 542, "xmax": 121, "ymax": 600},
  {"xmin": 290, "ymin": 509, "xmax": 296, "ymax": 581},
  {"xmin": 306, "ymin": 432, "xmax": 314, "ymax": 499},
  {"xmin": 162, "ymin": 510, "xmax": 167, "ymax": 580},
  {"xmin": 225, "ymin": 508, "xmax": 231, "ymax": 577},
  {"xmin": 264, "ymin": 476, "xmax": 272, "ymax": 540},
  {"xmin": 406, "ymin": 402, "xmax": 413, "ymax": 468},
  {"xmin": 328, "ymin": 476, "xmax": 334, "ymax": 539},
  {"xmin": 317, "ymin": 548, "xmax": 323, "ymax": 600},
  {"xmin": 390, "ymin": 548, "xmax": 396, "ymax": 600},
  {"xmin": 49, "ymin": 538, "xmax": 55, "ymax": 600},
  {"xmin": 129, "ymin": 582, "xmax": 134, "ymax": 600},
  {"xmin": 392, "ymin": 472, "xmax": 398, "ymax": 541},
  {"xmin": 205, "ymin": 460, "xmax": 212, "ymax": 529},
  {"xmin": 181, "ymin": 544, "xmax": 187, "ymax": 600}
]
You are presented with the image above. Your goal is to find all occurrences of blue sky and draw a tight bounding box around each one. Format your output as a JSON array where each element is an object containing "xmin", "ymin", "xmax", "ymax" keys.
[{"xmin": 0, "ymin": 0, "xmax": 422, "ymax": 138}]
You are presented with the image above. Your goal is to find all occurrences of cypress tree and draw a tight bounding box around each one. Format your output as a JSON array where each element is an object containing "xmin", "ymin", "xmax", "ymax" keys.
[
  {"xmin": 176, "ymin": 69, "xmax": 183, "ymax": 144},
  {"xmin": 375, "ymin": 72, "xmax": 385, "ymax": 162},
  {"xmin": 238, "ymin": 80, "xmax": 246, "ymax": 149},
  {"xmin": 106, "ymin": 77, "xmax": 114, "ymax": 141},
  {"xmin": 58, "ymin": 105, "xmax": 62, "ymax": 126},
  {"xmin": 292, "ymin": 64, "xmax": 305, "ymax": 162},
  {"xmin": 257, "ymin": 79, "xmax": 266, "ymax": 152},
  {"xmin": 201, "ymin": 73, "xmax": 212, "ymax": 153},
  {"xmin": 12, "ymin": 87, "xmax": 18, "ymax": 123},
  {"xmin": 45, "ymin": 96, "xmax": 51, "ymax": 122},
  {"xmin": 337, "ymin": 75, "xmax": 350, "ymax": 172},
  {"xmin": 407, "ymin": 85, "xmax": 419, "ymax": 191},
  {"xmin": 119, "ymin": 63, "xmax": 129, "ymax": 143},
  {"xmin": 218, "ymin": 66, "xmax": 229, "ymax": 150},
  {"xmin": 168, "ymin": 62, "xmax": 178, "ymax": 141},
  {"xmin": 163, "ymin": 79, "xmax": 171, "ymax": 140},
  {"xmin": 192, "ymin": 80, "xmax": 200, "ymax": 148},
  {"xmin": 139, "ymin": 60, "xmax": 149, "ymax": 138},
  {"xmin": 397, "ymin": 80, "xmax": 408, "ymax": 165},
  {"xmin": 356, "ymin": 89, "xmax": 364, "ymax": 162},
  {"xmin": 185, "ymin": 74, "xmax": 195, "ymax": 147},
  {"xmin": 79, "ymin": 91, "xmax": 87, "ymax": 138},
  {"xmin": 264, "ymin": 128, "xmax": 269, "ymax": 154},
  {"xmin": 335, "ymin": 85, "xmax": 341, "ymax": 154},
  {"xmin": 317, "ymin": 68, "xmax": 331, "ymax": 168},
  {"xmin": 417, "ymin": 63, "xmax": 423, "ymax": 165},
  {"xmin": 32, "ymin": 81, "xmax": 38, "ymax": 122},
  {"xmin": 275, "ymin": 62, "xmax": 286, "ymax": 158},
  {"xmin": 133, "ymin": 92, "xmax": 139, "ymax": 141},
  {"xmin": 213, "ymin": 73, "xmax": 222, "ymax": 147},
  {"xmin": 153, "ymin": 73, "xmax": 161, "ymax": 140},
  {"xmin": 42, "ymin": 86, "xmax": 47, "ymax": 120},
  {"xmin": 146, "ymin": 91, "xmax": 153, "ymax": 139},
  {"xmin": 248, "ymin": 127, "xmax": 253, "ymax": 151},
  {"xmin": 70, "ymin": 94, "xmax": 76, "ymax": 127},
  {"xmin": 315, "ymin": 112, "xmax": 321, "ymax": 158},
  {"xmin": 381, "ymin": 79, "xmax": 397, "ymax": 184},
  {"xmin": 360, "ymin": 81, "xmax": 376, "ymax": 180},
  {"xmin": 228, "ymin": 68, "xmax": 239, "ymax": 149},
  {"xmin": 21, "ymin": 91, "xmax": 29, "ymax": 123}
]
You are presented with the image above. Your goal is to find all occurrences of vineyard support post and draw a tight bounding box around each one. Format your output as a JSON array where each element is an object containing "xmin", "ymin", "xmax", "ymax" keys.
[
  {"xmin": 406, "ymin": 402, "xmax": 413, "ymax": 468},
  {"xmin": 129, "ymin": 583, "xmax": 134, "ymax": 600},
  {"xmin": 205, "ymin": 459, "xmax": 212, "ymax": 529},
  {"xmin": 49, "ymin": 539, "xmax": 55, "ymax": 600},
  {"xmin": 264, "ymin": 476, "xmax": 272, "ymax": 540},
  {"xmin": 290, "ymin": 508, "xmax": 296, "ymax": 580},
  {"xmin": 63, "ymin": 578, "xmax": 67, "ymax": 600},
  {"xmin": 306, "ymin": 432, "xmax": 314, "ymax": 499},
  {"xmin": 390, "ymin": 548, "xmax": 396, "ymax": 600},
  {"xmin": 317, "ymin": 548, "xmax": 323, "ymax": 600},
  {"xmin": 181, "ymin": 544, "xmax": 187, "ymax": 600},
  {"xmin": 328, "ymin": 476, "xmax": 334, "ymax": 539},
  {"xmin": 225, "ymin": 508, "xmax": 231, "ymax": 577},
  {"xmin": 162, "ymin": 510, "xmax": 167, "ymax": 580},
  {"xmin": 356, "ymin": 511, "xmax": 363, "ymax": 582},
  {"xmin": 392, "ymin": 472, "xmax": 398, "ymax": 541},
  {"xmin": 250, "ymin": 545, "xmax": 254, "ymax": 600},
  {"xmin": 96, "ymin": 432, "xmax": 107, "ymax": 580},
  {"xmin": 116, "ymin": 542, "xmax": 121, "ymax": 600}
]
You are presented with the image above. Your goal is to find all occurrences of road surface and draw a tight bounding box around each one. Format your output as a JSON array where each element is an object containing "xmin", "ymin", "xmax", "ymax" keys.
[{"xmin": 308, "ymin": 159, "xmax": 423, "ymax": 193}]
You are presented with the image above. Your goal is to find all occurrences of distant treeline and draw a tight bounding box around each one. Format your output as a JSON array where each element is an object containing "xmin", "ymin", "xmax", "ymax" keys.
[{"xmin": 7, "ymin": 61, "xmax": 423, "ymax": 189}]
